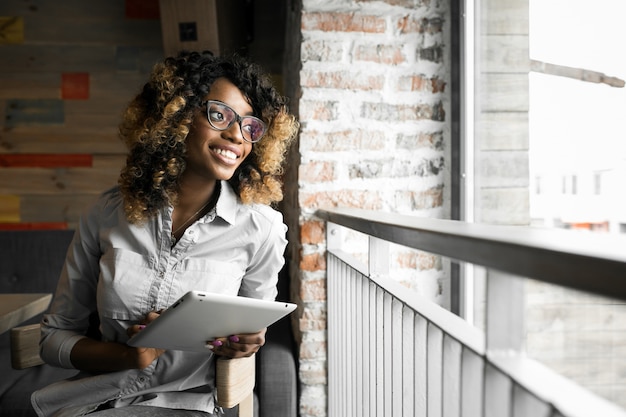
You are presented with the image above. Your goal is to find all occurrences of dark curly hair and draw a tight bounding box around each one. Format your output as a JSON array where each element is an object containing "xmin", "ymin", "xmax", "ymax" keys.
[{"xmin": 118, "ymin": 51, "xmax": 299, "ymax": 224}]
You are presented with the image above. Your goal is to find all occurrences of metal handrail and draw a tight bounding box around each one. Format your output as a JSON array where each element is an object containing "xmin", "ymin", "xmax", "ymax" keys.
[{"xmin": 316, "ymin": 207, "xmax": 626, "ymax": 301}]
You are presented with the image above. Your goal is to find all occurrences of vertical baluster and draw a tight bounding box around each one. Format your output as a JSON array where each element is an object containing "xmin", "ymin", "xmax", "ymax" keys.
[
  {"xmin": 376, "ymin": 287, "xmax": 385, "ymax": 417},
  {"xmin": 443, "ymin": 335, "xmax": 462, "ymax": 417},
  {"xmin": 414, "ymin": 313, "xmax": 428, "ymax": 417},
  {"xmin": 383, "ymin": 292, "xmax": 393, "ymax": 417},
  {"xmin": 461, "ymin": 347, "xmax": 484, "ymax": 417},
  {"xmin": 369, "ymin": 281, "xmax": 378, "ymax": 417},
  {"xmin": 484, "ymin": 364, "xmax": 512, "ymax": 417},
  {"xmin": 512, "ymin": 384, "xmax": 551, "ymax": 417},
  {"xmin": 402, "ymin": 306, "xmax": 415, "ymax": 417},
  {"xmin": 327, "ymin": 254, "xmax": 336, "ymax": 416},
  {"xmin": 354, "ymin": 270, "xmax": 364, "ymax": 417},
  {"xmin": 362, "ymin": 276, "xmax": 371, "ymax": 417},
  {"xmin": 428, "ymin": 323, "xmax": 444, "ymax": 417},
  {"xmin": 392, "ymin": 299, "xmax": 403, "ymax": 416}
]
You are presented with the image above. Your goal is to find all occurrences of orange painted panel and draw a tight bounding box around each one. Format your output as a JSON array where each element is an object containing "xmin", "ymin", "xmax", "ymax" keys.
[
  {"xmin": 0, "ymin": 154, "xmax": 93, "ymax": 168},
  {"xmin": 0, "ymin": 222, "xmax": 68, "ymax": 230},
  {"xmin": 62, "ymin": 73, "xmax": 90, "ymax": 100}
]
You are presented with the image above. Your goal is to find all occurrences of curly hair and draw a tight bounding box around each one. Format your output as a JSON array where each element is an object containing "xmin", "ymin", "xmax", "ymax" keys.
[{"xmin": 118, "ymin": 51, "xmax": 299, "ymax": 224}]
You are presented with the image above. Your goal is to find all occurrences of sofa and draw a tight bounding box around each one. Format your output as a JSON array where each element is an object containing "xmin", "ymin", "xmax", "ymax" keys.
[{"xmin": 0, "ymin": 230, "xmax": 297, "ymax": 417}]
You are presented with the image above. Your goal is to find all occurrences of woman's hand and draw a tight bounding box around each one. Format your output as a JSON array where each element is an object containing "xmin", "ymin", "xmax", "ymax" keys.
[
  {"xmin": 207, "ymin": 327, "xmax": 267, "ymax": 358},
  {"xmin": 126, "ymin": 311, "xmax": 166, "ymax": 369},
  {"xmin": 71, "ymin": 310, "xmax": 166, "ymax": 372}
]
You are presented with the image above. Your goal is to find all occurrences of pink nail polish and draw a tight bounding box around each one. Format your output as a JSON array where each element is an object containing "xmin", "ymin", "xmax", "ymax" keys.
[
  {"xmin": 138, "ymin": 325, "xmax": 146, "ymax": 330},
  {"xmin": 213, "ymin": 340, "xmax": 223, "ymax": 347},
  {"xmin": 229, "ymin": 335, "xmax": 240, "ymax": 343}
]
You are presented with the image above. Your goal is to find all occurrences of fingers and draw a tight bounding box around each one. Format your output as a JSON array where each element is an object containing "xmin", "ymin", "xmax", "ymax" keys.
[{"xmin": 207, "ymin": 328, "xmax": 267, "ymax": 358}]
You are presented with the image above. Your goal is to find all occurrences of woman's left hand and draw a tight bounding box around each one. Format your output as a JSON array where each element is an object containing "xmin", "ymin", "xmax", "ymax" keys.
[{"xmin": 207, "ymin": 327, "xmax": 267, "ymax": 358}]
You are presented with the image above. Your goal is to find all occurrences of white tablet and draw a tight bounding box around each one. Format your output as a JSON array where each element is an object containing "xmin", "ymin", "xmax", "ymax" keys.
[{"xmin": 127, "ymin": 290, "xmax": 297, "ymax": 352}]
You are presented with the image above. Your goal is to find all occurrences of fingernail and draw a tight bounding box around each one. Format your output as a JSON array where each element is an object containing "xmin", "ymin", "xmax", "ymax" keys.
[
  {"xmin": 229, "ymin": 335, "xmax": 240, "ymax": 343},
  {"xmin": 138, "ymin": 325, "xmax": 146, "ymax": 330},
  {"xmin": 213, "ymin": 340, "xmax": 223, "ymax": 347}
]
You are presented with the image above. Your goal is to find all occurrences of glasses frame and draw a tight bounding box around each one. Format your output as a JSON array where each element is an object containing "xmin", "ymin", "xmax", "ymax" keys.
[{"xmin": 203, "ymin": 100, "xmax": 266, "ymax": 143}]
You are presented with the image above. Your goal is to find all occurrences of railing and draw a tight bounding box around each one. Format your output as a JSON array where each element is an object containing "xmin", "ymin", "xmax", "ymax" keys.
[{"xmin": 317, "ymin": 208, "xmax": 626, "ymax": 417}]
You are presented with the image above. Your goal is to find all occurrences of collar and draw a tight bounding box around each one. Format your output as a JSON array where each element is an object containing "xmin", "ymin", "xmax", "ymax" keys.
[{"xmin": 213, "ymin": 180, "xmax": 238, "ymax": 225}]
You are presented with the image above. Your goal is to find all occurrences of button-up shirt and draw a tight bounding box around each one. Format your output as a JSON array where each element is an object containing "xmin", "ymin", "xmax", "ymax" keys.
[{"xmin": 32, "ymin": 181, "xmax": 288, "ymax": 417}]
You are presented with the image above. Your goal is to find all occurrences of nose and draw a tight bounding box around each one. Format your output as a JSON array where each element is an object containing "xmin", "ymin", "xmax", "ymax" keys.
[{"xmin": 223, "ymin": 119, "xmax": 244, "ymax": 143}]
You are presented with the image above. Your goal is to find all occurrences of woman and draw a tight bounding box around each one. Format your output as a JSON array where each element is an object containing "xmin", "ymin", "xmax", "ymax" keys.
[{"xmin": 32, "ymin": 51, "xmax": 298, "ymax": 417}]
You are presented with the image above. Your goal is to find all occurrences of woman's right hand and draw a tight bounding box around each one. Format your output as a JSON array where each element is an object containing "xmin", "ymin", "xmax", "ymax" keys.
[{"xmin": 126, "ymin": 311, "xmax": 166, "ymax": 369}]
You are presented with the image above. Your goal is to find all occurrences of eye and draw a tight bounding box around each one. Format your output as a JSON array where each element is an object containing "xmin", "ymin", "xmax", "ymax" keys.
[{"xmin": 209, "ymin": 109, "xmax": 225, "ymax": 123}]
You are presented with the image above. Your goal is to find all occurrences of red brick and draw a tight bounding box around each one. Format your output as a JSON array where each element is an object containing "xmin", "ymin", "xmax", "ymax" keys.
[
  {"xmin": 301, "ymin": 220, "xmax": 326, "ymax": 245},
  {"xmin": 299, "ymin": 161, "xmax": 335, "ymax": 183},
  {"xmin": 300, "ymin": 253, "xmax": 326, "ymax": 272},
  {"xmin": 301, "ymin": 69, "xmax": 385, "ymax": 91},
  {"xmin": 299, "ymin": 100, "xmax": 338, "ymax": 121},
  {"xmin": 300, "ymin": 129, "xmax": 386, "ymax": 152},
  {"xmin": 299, "ymin": 190, "xmax": 384, "ymax": 211},
  {"xmin": 300, "ymin": 278, "xmax": 327, "ymax": 301},
  {"xmin": 354, "ymin": 44, "xmax": 406, "ymax": 65},
  {"xmin": 398, "ymin": 74, "xmax": 447, "ymax": 93},
  {"xmin": 300, "ymin": 340, "xmax": 327, "ymax": 359},
  {"xmin": 397, "ymin": 16, "xmax": 444, "ymax": 34},
  {"xmin": 302, "ymin": 12, "xmax": 386, "ymax": 33}
]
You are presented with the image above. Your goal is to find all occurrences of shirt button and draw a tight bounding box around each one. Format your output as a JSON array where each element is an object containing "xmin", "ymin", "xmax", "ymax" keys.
[{"xmin": 189, "ymin": 230, "xmax": 194, "ymax": 235}]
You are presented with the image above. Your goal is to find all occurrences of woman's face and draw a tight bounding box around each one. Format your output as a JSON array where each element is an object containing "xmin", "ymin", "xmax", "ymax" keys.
[{"xmin": 184, "ymin": 77, "xmax": 254, "ymax": 182}]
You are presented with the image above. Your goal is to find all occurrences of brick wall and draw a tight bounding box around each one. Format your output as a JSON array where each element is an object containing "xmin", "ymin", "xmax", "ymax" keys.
[{"xmin": 283, "ymin": 1, "xmax": 452, "ymax": 415}]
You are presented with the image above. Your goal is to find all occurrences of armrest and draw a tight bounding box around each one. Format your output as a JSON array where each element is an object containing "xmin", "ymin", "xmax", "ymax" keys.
[
  {"xmin": 10, "ymin": 323, "xmax": 44, "ymax": 370},
  {"xmin": 216, "ymin": 354, "xmax": 256, "ymax": 415}
]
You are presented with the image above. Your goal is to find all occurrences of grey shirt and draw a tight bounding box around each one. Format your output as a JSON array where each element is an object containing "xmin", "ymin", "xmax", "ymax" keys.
[{"xmin": 32, "ymin": 181, "xmax": 287, "ymax": 417}]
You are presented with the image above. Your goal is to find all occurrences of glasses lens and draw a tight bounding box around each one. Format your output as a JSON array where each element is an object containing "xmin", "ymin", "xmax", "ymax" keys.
[
  {"xmin": 241, "ymin": 117, "xmax": 266, "ymax": 142},
  {"xmin": 206, "ymin": 101, "xmax": 266, "ymax": 143},
  {"xmin": 207, "ymin": 102, "xmax": 235, "ymax": 129}
]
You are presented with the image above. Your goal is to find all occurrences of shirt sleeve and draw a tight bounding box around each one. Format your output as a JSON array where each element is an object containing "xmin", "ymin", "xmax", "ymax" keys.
[
  {"xmin": 237, "ymin": 208, "xmax": 288, "ymax": 301},
  {"xmin": 39, "ymin": 197, "xmax": 103, "ymax": 369}
]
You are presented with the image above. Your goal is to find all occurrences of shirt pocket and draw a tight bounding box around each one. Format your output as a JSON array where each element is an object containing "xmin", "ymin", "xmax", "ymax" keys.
[
  {"xmin": 98, "ymin": 248, "xmax": 153, "ymax": 320},
  {"xmin": 179, "ymin": 258, "xmax": 245, "ymax": 296}
]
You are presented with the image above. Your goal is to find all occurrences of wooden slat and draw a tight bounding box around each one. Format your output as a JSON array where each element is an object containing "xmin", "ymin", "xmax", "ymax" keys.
[
  {"xmin": 19, "ymin": 194, "xmax": 96, "ymax": 227},
  {"xmin": 0, "ymin": 73, "xmax": 60, "ymax": 99},
  {"xmin": 0, "ymin": 129, "xmax": 124, "ymax": 154},
  {"xmin": 479, "ymin": 73, "xmax": 529, "ymax": 112},
  {"xmin": 0, "ymin": 154, "xmax": 92, "ymax": 168},
  {"xmin": 0, "ymin": 154, "xmax": 124, "ymax": 194},
  {"xmin": 0, "ymin": 0, "xmax": 124, "ymax": 18},
  {"xmin": 0, "ymin": 194, "xmax": 20, "ymax": 222},
  {"xmin": 0, "ymin": 222, "xmax": 67, "ymax": 230},
  {"xmin": 5, "ymin": 99, "xmax": 64, "ymax": 127}
]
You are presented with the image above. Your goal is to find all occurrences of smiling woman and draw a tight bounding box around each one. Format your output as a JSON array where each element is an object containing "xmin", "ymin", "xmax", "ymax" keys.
[{"xmin": 32, "ymin": 51, "xmax": 299, "ymax": 417}]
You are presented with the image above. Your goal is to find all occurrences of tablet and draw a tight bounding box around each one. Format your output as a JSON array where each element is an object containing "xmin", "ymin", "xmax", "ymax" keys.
[{"xmin": 127, "ymin": 291, "xmax": 297, "ymax": 352}]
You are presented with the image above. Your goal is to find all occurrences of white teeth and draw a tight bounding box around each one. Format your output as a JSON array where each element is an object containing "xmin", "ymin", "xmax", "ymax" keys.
[{"xmin": 214, "ymin": 148, "xmax": 237, "ymax": 160}]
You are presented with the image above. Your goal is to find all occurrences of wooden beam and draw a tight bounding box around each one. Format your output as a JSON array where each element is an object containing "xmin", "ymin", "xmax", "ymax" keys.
[{"xmin": 530, "ymin": 59, "xmax": 625, "ymax": 88}]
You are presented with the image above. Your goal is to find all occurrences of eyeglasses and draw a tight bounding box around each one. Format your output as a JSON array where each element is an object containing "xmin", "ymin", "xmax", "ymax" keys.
[{"xmin": 203, "ymin": 100, "xmax": 267, "ymax": 143}]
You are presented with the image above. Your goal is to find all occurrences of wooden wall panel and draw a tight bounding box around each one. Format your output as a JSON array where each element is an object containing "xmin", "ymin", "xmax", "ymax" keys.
[{"xmin": 0, "ymin": 0, "xmax": 162, "ymax": 228}]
